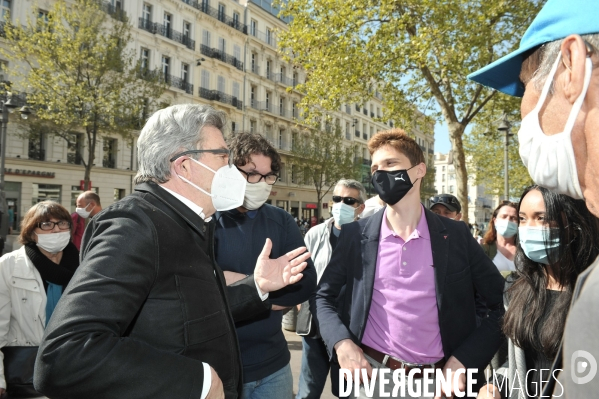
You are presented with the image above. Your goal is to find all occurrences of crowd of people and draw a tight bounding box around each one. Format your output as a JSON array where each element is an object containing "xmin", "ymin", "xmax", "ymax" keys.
[{"xmin": 0, "ymin": 1, "xmax": 598, "ymax": 398}]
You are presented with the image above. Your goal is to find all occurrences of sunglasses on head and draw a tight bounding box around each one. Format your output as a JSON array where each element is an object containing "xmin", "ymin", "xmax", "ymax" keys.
[
  {"xmin": 431, "ymin": 196, "xmax": 458, "ymax": 206},
  {"xmin": 332, "ymin": 196, "xmax": 360, "ymax": 206}
]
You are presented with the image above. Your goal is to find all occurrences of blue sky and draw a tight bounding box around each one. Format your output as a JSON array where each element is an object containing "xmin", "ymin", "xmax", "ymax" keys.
[{"xmin": 434, "ymin": 123, "xmax": 452, "ymax": 154}]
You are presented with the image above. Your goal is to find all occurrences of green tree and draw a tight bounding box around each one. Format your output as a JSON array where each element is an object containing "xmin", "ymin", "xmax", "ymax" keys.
[
  {"xmin": 1, "ymin": 0, "xmax": 166, "ymax": 189},
  {"xmin": 290, "ymin": 125, "xmax": 360, "ymax": 219},
  {"xmin": 278, "ymin": 0, "xmax": 543, "ymax": 222},
  {"xmin": 464, "ymin": 107, "xmax": 533, "ymax": 201}
]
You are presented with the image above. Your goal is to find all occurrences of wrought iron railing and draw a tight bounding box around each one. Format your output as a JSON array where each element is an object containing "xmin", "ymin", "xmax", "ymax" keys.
[
  {"xmin": 200, "ymin": 44, "xmax": 243, "ymax": 71},
  {"xmin": 199, "ymin": 87, "xmax": 243, "ymax": 110},
  {"xmin": 180, "ymin": 0, "xmax": 247, "ymax": 34},
  {"xmin": 138, "ymin": 19, "xmax": 195, "ymax": 50}
]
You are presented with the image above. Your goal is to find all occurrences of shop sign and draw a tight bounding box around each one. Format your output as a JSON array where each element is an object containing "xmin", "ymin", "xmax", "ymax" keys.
[
  {"xmin": 306, "ymin": 203, "xmax": 317, "ymax": 209},
  {"xmin": 5, "ymin": 169, "xmax": 55, "ymax": 178},
  {"xmin": 80, "ymin": 180, "xmax": 93, "ymax": 190}
]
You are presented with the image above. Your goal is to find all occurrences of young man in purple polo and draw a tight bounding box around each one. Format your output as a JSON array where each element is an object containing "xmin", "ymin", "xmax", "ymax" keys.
[{"xmin": 313, "ymin": 129, "xmax": 505, "ymax": 398}]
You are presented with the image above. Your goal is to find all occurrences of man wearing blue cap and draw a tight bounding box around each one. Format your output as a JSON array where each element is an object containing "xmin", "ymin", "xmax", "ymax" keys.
[{"xmin": 469, "ymin": 0, "xmax": 599, "ymax": 397}]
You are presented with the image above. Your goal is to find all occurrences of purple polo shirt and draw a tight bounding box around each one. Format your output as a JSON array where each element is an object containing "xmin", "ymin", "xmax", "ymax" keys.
[{"xmin": 361, "ymin": 205, "xmax": 444, "ymax": 364}]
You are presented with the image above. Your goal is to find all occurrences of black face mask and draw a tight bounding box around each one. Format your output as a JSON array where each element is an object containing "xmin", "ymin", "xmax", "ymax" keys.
[{"xmin": 371, "ymin": 166, "xmax": 418, "ymax": 206}]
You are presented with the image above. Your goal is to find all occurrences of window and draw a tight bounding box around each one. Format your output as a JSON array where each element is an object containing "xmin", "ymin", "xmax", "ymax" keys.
[
  {"xmin": 449, "ymin": 185, "xmax": 454, "ymax": 193},
  {"xmin": 140, "ymin": 48, "xmax": 150, "ymax": 69},
  {"xmin": 32, "ymin": 184, "xmax": 62, "ymax": 205},
  {"xmin": 28, "ymin": 129, "xmax": 46, "ymax": 161},
  {"xmin": 183, "ymin": 21, "xmax": 191, "ymax": 38},
  {"xmin": 202, "ymin": 0, "xmax": 209, "ymax": 9},
  {"xmin": 217, "ymin": 75, "xmax": 225, "ymax": 93},
  {"xmin": 265, "ymin": 91, "xmax": 271, "ymax": 111},
  {"xmin": 265, "ymin": 124, "xmax": 273, "ymax": 141},
  {"xmin": 202, "ymin": 30, "xmax": 211, "ymax": 47},
  {"xmin": 291, "ymin": 165, "xmax": 298, "ymax": 184},
  {"xmin": 292, "ymin": 102, "xmax": 298, "ymax": 118},
  {"xmin": 250, "ymin": 120, "xmax": 256, "ymax": 134},
  {"xmin": 370, "ymin": 126, "xmax": 374, "ymax": 138},
  {"xmin": 161, "ymin": 56, "xmax": 170, "ymax": 77},
  {"xmin": 232, "ymin": 81, "xmax": 240, "ymax": 99},
  {"xmin": 181, "ymin": 63, "xmax": 189, "ymax": 82},
  {"xmin": 280, "ymin": 97, "xmax": 284, "ymax": 116},
  {"xmin": 293, "ymin": 72, "xmax": 298, "ymax": 86},
  {"xmin": 66, "ymin": 133, "xmax": 84, "ymax": 165},
  {"xmin": 233, "ymin": 11, "xmax": 240, "ymax": 27},
  {"xmin": 250, "ymin": 19, "xmax": 257, "ymax": 36},
  {"xmin": 218, "ymin": 37, "xmax": 226, "ymax": 53},
  {"xmin": 163, "ymin": 12, "xmax": 172, "ymax": 35},
  {"xmin": 114, "ymin": 188, "xmax": 126, "ymax": 201},
  {"xmin": 266, "ymin": 60, "xmax": 271, "ymax": 79},
  {"xmin": 251, "ymin": 52, "xmax": 257, "ymax": 73},
  {"xmin": 218, "ymin": 3, "xmax": 225, "ymax": 22},
  {"xmin": 232, "ymin": 121, "xmax": 237, "ymax": 133},
  {"xmin": 442, "ymin": 166, "xmax": 446, "ymax": 172},
  {"xmin": 233, "ymin": 45, "xmax": 241, "ymax": 61},
  {"xmin": 103, "ymin": 138, "xmax": 118, "ymax": 168},
  {"xmin": 291, "ymin": 132, "xmax": 298, "ymax": 149},
  {"xmin": 266, "ymin": 28, "xmax": 272, "ymax": 45},
  {"xmin": 279, "ymin": 163, "xmax": 286, "ymax": 182},
  {"xmin": 442, "ymin": 174, "xmax": 445, "ymax": 182},
  {"xmin": 0, "ymin": 0, "xmax": 10, "ymax": 21},
  {"xmin": 201, "ymin": 70, "xmax": 210, "ymax": 89},
  {"xmin": 142, "ymin": 3, "xmax": 152, "ymax": 21},
  {"xmin": 250, "ymin": 86, "xmax": 256, "ymax": 107},
  {"xmin": 345, "ymin": 122, "xmax": 350, "ymax": 140},
  {"xmin": 279, "ymin": 129, "xmax": 285, "ymax": 150},
  {"xmin": 38, "ymin": 9, "xmax": 49, "ymax": 23}
]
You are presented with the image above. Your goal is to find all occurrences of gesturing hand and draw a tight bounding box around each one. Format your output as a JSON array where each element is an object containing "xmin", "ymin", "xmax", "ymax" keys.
[
  {"xmin": 335, "ymin": 339, "xmax": 372, "ymax": 385},
  {"xmin": 254, "ymin": 238, "xmax": 311, "ymax": 293}
]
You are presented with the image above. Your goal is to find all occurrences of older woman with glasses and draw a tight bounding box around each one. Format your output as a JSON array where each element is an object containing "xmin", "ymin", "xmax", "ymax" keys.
[{"xmin": 0, "ymin": 201, "xmax": 79, "ymax": 396}]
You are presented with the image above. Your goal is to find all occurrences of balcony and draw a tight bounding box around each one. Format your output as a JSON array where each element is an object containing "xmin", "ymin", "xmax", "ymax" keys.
[
  {"xmin": 250, "ymin": 64, "xmax": 259, "ymax": 75},
  {"xmin": 103, "ymin": 158, "xmax": 116, "ymax": 169},
  {"xmin": 370, "ymin": 111, "xmax": 375, "ymax": 118},
  {"xmin": 200, "ymin": 44, "xmax": 244, "ymax": 71},
  {"xmin": 28, "ymin": 148, "xmax": 45, "ymax": 161},
  {"xmin": 250, "ymin": 99, "xmax": 260, "ymax": 110},
  {"xmin": 180, "ymin": 0, "xmax": 247, "ymax": 34},
  {"xmin": 67, "ymin": 153, "xmax": 83, "ymax": 165},
  {"xmin": 138, "ymin": 19, "xmax": 195, "ymax": 50},
  {"xmin": 265, "ymin": 70, "xmax": 276, "ymax": 83},
  {"xmin": 419, "ymin": 144, "xmax": 426, "ymax": 152},
  {"xmin": 101, "ymin": 1, "xmax": 127, "ymax": 22},
  {"xmin": 163, "ymin": 74, "xmax": 194, "ymax": 94},
  {"xmin": 273, "ymin": 73, "xmax": 295, "ymax": 87},
  {"xmin": 279, "ymin": 107, "xmax": 291, "ymax": 118},
  {"xmin": 199, "ymin": 87, "xmax": 243, "ymax": 110},
  {"xmin": 252, "ymin": 100, "xmax": 273, "ymax": 113},
  {"xmin": 0, "ymin": 21, "xmax": 5, "ymax": 38},
  {"xmin": 363, "ymin": 132, "xmax": 368, "ymax": 140},
  {"xmin": 251, "ymin": 29, "xmax": 276, "ymax": 47},
  {"xmin": 428, "ymin": 148, "xmax": 434, "ymax": 155},
  {"xmin": 355, "ymin": 130, "xmax": 360, "ymax": 138},
  {"xmin": 363, "ymin": 108, "xmax": 368, "ymax": 116}
]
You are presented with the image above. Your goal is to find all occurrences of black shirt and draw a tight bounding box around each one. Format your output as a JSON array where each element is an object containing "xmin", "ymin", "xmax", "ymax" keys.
[
  {"xmin": 329, "ymin": 224, "xmax": 341, "ymax": 250},
  {"xmin": 524, "ymin": 289, "xmax": 564, "ymax": 398}
]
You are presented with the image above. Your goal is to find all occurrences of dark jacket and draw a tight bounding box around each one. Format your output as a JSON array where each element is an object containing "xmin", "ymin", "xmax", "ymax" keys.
[
  {"xmin": 214, "ymin": 205, "xmax": 316, "ymax": 382},
  {"xmin": 34, "ymin": 182, "xmax": 270, "ymax": 399},
  {"xmin": 313, "ymin": 207, "xmax": 506, "ymax": 396}
]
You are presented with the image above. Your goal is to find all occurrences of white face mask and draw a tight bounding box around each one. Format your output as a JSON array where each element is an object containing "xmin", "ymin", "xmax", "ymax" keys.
[
  {"xmin": 518, "ymin": 51, "xmax": 593, "ymax": 200},
  {"xmin": 177, "ymin": 157, "xmax": 247, "ymax": 212},
  {"xmin": 243, "ymin": 182, "xmax": 272, "ymax": 210},
  {"xmin": 75, "ymin": 203, "xmax": 92, "ymax": 219},
  {"xmin": 36, "ymin": 231, "xmax": 71, "ymax": 254}
]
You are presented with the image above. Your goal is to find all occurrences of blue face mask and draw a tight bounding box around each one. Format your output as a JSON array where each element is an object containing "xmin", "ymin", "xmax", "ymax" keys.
[
  {"xmin": 518, "ymin": 226, "xmax": 560, "ymax": 265},
  {"xmin": 495, "ymin": 219, "xmax": 518, "ymax": 238},
  {"xmin": 332, "ymin": 202, "xmax": 356, "ymax": 226}
]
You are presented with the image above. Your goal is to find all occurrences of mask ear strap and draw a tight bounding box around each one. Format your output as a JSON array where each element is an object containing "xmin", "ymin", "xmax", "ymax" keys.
[
  {"xmin": 563, "ymin": 57, "xmax": 593, "ymax": 134},
  {"xmin": 534, "ymin": 52, "xmax": 562, "ymax": 113}
]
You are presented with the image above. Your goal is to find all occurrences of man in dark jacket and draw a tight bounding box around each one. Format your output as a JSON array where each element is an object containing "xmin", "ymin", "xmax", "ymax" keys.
[
  {"xmin": 33, "ymin": 104, "xmax": 311, "ymax": 399},
  {"xmin": 313, "ymin": 129, "xmax": 505, "ymax": 398},
  {"xmin": 214, "ymin": 133, "xmax": 316, "ymax": 399}
]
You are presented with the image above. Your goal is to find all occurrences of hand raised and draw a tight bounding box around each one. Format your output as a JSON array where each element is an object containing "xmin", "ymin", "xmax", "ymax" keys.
[{"xmin": 254, "ymin": 238, "xmax": 311, "ymax": 293}]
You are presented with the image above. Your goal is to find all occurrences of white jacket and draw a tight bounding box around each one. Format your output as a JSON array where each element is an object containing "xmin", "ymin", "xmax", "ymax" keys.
[{"xmin": 0, "ymin": 246, "xmax": 46, "ymax": 389}]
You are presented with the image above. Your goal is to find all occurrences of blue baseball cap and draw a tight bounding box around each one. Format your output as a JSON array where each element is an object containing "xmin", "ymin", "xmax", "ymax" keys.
[{"xmin": 468, "ymin": 0, "xmax": 599, "ymax": 97}]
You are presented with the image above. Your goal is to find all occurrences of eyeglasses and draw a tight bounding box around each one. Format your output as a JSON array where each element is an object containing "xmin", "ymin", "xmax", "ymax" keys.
[
  {"xmin": 332, "ymin": 196, "xmax": 361, "ymax": 206},
  {"xmin": 236, "ymin": 166, "xmax": 278, "ymax": 185},
  {"xmin": 430, "ymin": 196, "xmax": 459, "ymax": 206},
  {"xmin": 169, "ymin": 149, "xmax": 232, "ymax": 166},
  {"xmin": 38, "ymin": 220, "xmax": 71, "ymax": 231}
]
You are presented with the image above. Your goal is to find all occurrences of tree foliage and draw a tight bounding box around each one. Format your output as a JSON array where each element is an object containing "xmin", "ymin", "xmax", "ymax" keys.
[
  {"xmin": 464, "ymin": 103, "xmax": 533, "ymax": 201},
  {"xmin": 290, "ymin": 125, "xmax": 360, "ymax": 218},
  {"xmin": 278, "ymin": 0, "xmax": 543, "ymax": 222},
  {"xmin": 1, "ymin": 0, "xmax": 166, "ymax": 188}
]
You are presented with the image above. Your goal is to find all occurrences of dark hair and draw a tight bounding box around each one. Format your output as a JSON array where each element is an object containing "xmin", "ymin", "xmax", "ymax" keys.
[
  {"xmin": 227, "ymin": 132, "xmax": 281, "ymax": 174},
  {"xmin": 481, "ymin": 201, "xmax": 519, "ymax": 245},
  {"xmin": 19, "ymin": 201, "xmax": 72, "ymax": 245},
  {"xmin": 81, "ymin": 191, "xmax": 101, "ymax": 207},
  {"xmin": 367, "ymin": 129, "xmax": 425, "ymax": 167},
  {"xmin": 503, "ymin": 185, "xmax": 599, "ymax": 358}
]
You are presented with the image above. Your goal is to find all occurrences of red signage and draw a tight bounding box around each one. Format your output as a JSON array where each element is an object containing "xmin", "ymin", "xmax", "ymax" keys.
[
  {"xmin": 322, "ymin": 203, "xmax": 328, "ymax": 209},
  {"xmin": 306, "ymin": 203, "xmax": 317, "ymax": 209},
  {"xmin": 80, "ymin": 180, "xmax": 92, "ymax": 190},
  {"xmin": 270, "ymin": 191, "xmax": 277, "ymax": 196}
]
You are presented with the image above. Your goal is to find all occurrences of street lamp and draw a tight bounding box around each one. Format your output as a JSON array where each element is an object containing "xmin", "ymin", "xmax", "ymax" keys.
[
  {"xmin": 0, "ymin": 93, "xmax": 31, "ymax": 189},
  {"xmin": 497, "ymin": 112, "xmax": 514, "ymax": 201}
]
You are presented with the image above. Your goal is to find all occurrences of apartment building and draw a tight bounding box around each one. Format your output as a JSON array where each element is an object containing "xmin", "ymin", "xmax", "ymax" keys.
[
  {"xmin": 433, "ymin": 152, "xmax": 495, "ymax": 229},
  {"xmin": 0, "ymin": 0, "xmax": 434, "ymax": 227}
]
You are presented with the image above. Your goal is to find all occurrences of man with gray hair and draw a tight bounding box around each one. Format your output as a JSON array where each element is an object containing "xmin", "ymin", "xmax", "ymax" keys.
[
  {"xmin": 469, "ymin": 0, "xmax": 599, "ymax": 396},
  {"xmin": 295, "ymin": 179, "xmax": 365, "ymax": 399},
  {"xmin": 32, "ymin": 104, "xmax": 311, "ymax": 399}
]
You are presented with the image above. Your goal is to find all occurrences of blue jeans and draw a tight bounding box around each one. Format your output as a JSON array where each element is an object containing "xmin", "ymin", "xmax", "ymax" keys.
[
  {"xmin": 241, "ymin": 363, "xmax": 293, "ymax": 399},
  {"xmin": 296, "ymin": 336, "xmax": 331, "ymax": 399}
]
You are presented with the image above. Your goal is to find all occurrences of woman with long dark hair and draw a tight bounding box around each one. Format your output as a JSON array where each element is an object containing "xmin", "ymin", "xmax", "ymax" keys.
[
  {"xmin": 482, "ymin": 201, "xmax": 519, "ymax": 273},
  {"xmin": 478, "ymin": 186, "xmax": 599, "ymax": 399}
]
